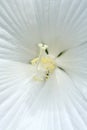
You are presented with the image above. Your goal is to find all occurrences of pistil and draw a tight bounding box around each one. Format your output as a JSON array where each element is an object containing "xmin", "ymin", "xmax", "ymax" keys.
[{"xmin": 30, "ymin": 43, "xmax": 57, "ymax": 81}]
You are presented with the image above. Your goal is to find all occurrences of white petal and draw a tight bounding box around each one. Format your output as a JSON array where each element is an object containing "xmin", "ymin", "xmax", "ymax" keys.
[
  {"xmin": 0, "ymin": 0, "xmax": 40, "ymax": 62},
  {"xmin": 0, "ymin": 0, "xmax": 87, "ymax": 59},
  {"xmin": 56, "ymin": 42, "xmax": 87, "ymax": 75},
  {"xmin": 0, "ymin": 59, "xmax": 44, "ymax": 130},
  {"xmin": 0, "ymin": 69, "xmax": 86, "ymax": 130}
]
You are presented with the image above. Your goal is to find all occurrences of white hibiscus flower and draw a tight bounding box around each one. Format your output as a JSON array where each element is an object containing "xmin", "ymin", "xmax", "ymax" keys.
[{"xmin": 0, "ymin": 0, "xmax": 87, "ymax": 130}]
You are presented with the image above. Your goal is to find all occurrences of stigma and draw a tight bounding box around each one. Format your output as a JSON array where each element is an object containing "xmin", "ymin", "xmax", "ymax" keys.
[{"xmin": 30, "ymin": 43, "xmax": 57, "ymax": 81}]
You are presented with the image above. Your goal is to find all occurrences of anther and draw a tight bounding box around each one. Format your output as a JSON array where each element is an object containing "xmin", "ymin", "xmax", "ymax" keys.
[{"xmin": 30, "ymin": 43, "xmax": 56, "ymax": 81}]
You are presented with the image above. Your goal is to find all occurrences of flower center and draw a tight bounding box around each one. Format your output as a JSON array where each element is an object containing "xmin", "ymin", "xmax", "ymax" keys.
[{"xmin": 30, "ymin": 43, "xmax": 57, "ymax": 81}]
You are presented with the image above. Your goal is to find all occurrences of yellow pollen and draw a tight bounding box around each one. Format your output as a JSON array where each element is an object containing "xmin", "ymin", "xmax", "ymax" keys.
[
  {"xmin": 41, "ymin": 57, "xmax": 56, "ymax": 73},
  {"xmin": 30, "ymin": 43, "xmax": 56, "ymax": 81}
]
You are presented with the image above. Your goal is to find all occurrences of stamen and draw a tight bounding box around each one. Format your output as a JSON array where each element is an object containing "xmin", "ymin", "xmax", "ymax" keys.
[{"xmin": 30, "ymin": 43, "xmax": 56, "ymax": 81}]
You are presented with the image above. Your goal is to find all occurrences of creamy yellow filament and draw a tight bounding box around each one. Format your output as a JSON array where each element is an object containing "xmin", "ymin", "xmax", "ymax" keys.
[{"xmin": 30, "ymin": 43, "xmax": 56, "ymax": 81}]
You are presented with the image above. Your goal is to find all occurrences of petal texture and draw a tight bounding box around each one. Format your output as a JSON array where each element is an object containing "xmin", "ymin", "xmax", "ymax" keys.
[
  {"xmin": 0, "ymin": 0, "xmax": 87, "ymax": 130},
  {"xmin": 0, "ymin": 0, "xmax": 87, "ymax": 60}
]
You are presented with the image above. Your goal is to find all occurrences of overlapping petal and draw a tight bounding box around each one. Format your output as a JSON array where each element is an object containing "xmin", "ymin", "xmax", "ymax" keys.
[{"xmin": 0, "ymin": 0, "xmax": 87, "ymax": 130}]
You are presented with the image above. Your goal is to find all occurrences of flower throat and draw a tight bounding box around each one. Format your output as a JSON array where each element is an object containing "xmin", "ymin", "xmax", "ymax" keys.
[{"xmin": 30, "ymin": 43, "xmax": 57, "ymax": 81}]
